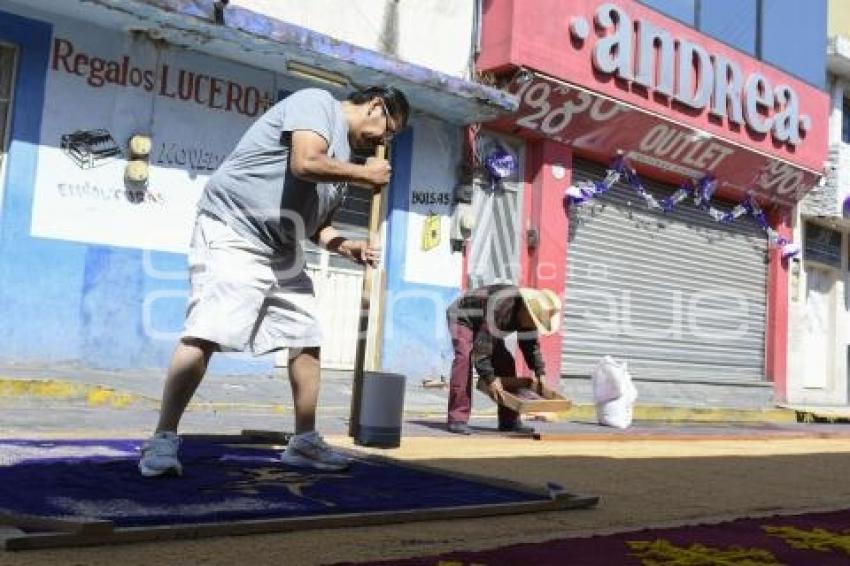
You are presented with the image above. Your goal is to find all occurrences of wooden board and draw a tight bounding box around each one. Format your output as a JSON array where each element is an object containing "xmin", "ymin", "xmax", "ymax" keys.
[
  {"xmin": 239, "ymin": 430, "xmax": 293, "ymax": 444},
  {"xmin": 2, "ymin": 492, "xmax": 598, "ymax": 551},
  {"xmin": 349, "ymin": 144, "xmax": 388, "ymax": 439},
  {"xmin": 478, "ymin": 377, "xmax": 573, "ymax": 414},
  {"xmin": 1, "ymin": 432, "xmax": 598, "ymax": 551},
  {"xmin": 0, "ymin": 511, "xmax": 112, "ymax": 535}
]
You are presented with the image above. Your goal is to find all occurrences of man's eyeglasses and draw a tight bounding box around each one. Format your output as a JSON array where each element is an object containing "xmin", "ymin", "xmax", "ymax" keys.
[{"xmin": 379, "ymin": 98, "xmax": 399, "ymax": 141}]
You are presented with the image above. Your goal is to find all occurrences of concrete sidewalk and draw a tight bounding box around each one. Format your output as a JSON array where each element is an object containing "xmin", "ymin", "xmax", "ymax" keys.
[
  {"xmin": 0, "ymin": 361, "xmax": 798, "ymax": 424},
  {"xmin": 0, "ymin": 361, "xmax": 832, "ymax": 450},
  {"xmin": 0, "ymin": 362, "xmax": 448, "ymax": 415}
]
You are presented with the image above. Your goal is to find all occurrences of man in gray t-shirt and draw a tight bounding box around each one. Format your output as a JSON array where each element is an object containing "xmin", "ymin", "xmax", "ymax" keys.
[
  {"xmin": 139, "ymin": 86, "xmax": 409, "ymax": 477},
  {"xmin": 199, "ymin": 88, "xmax": 354, "ymax": 254}
]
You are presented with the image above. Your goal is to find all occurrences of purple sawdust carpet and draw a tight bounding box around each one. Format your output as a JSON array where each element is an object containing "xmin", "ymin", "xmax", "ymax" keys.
[
  {"xmin": 347, "ymin": 508, "xmax": 850, "ymax": 565},
  {"xmin": 0, "ymin": 436, "xmax": 594, "ymax": 550}
]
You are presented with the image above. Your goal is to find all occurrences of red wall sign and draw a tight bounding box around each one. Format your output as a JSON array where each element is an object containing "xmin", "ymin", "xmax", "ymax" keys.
[{"xmin": 479, "ymin": 0, "xmax": 829, "ymax": 204}]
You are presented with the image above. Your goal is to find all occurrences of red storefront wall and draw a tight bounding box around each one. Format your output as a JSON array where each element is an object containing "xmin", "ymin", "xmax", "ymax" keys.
[{"xmin": 478, "ymin": 0, "xmax": 829, "ymax": 399}]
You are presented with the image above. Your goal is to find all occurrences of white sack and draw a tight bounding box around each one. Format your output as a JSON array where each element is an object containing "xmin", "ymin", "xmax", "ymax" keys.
[{"xmin": 591, "ymin": 356, "xmax": 638, "ymax": 429}]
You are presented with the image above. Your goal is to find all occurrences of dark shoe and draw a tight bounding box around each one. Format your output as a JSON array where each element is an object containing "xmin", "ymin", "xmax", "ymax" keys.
[
  {"xmin": 447, "ymin": 422, "xmax": 472, "ymax": 435},
  {"xmin": 498, "ymin": 421, "xmax": 535, "ymax": 434}
]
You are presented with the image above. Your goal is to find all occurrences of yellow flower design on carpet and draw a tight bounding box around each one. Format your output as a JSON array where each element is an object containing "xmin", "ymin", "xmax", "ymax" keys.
[
  {"xmin": 764, "ymin": 525, "xmax": 850, "ymax": 555},
  {"xmin": 627, "ymin": 539, "xmax": 781, "ymax": 565}
]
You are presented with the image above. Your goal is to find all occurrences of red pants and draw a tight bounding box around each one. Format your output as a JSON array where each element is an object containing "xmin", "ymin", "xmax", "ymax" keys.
[{"xmin": 447, "ymin": 320, "xmax": 519, "ymax": 427}]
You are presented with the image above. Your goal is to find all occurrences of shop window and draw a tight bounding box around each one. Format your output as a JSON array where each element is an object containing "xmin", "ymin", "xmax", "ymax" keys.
[
  {"xmin": 804, "ymin": 222, "xmax": 842, "ymax": 269},
  {"xmin": 698, "ymin": 0, "xmax": 757, "ymax": 55},
  {"xmin": 0, "ymin": 43, "xmax": 17, "ymax": 157},
  {"xmin": 639, "ymin": 0, "xmax": 826, "ymax": 89},
  {"xmin": 333, "ymin": 185, "xmax": 371, "ymax": 229},
  {"xmin": 638, "ymin": 0, "xmax": 696, "ymax": 26},
  {"xmin": 302, "ymin": 185, "xmax": 372, "ymax": 271},
  {"xmin": 759, "ymin": 0, "xmax": 827, "ymax": 89},
  {"xmin": 843, "ymin": 97, "xmax": 850, "ymax": 145}
]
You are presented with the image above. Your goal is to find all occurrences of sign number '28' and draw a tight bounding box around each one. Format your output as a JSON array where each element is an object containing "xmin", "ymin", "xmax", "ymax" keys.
[{"xmin": 513, "ymin": 80, "xmax": 627, "ymax": 136}]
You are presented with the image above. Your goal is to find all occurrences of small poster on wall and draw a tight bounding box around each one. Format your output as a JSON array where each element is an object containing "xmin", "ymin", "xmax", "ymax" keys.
[
  {"xmin": 420, "ymin": 212, "xmax": 442, "ymax": 252},
  {"xmin": 804, "ymin": 222, "xmax": 842, "ymax": 269}
]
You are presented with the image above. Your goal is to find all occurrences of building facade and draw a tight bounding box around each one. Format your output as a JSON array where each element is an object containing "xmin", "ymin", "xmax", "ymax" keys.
[
  {"xmin": 0, "ymin": 0, "xmax": 836, "ymax": 411},
  {"xmin": 473, "ymin": 0, "xmax": 829, "ymax": 404},
  {"xmin": 0, "ymin": 0, "xmax": 512, "ymax": 376},
  {"xmin": 789, "ymin": 0, "xmax": 850, "ymax": 406}
]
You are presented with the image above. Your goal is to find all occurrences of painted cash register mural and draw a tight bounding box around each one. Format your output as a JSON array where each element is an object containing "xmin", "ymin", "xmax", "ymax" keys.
[{"xmin": 30, "ymin": 23, "xmax": 278, "ymax": 253}]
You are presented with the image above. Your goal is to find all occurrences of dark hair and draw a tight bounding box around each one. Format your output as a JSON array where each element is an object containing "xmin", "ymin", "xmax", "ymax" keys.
[{"xmin": 347, "ymin": 85, "xmax": 410, "ymax": 129}]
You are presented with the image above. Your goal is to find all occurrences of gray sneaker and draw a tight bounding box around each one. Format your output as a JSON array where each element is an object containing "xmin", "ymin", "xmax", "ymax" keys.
[
  {"xmin": 281, "ymin": 431, "xmax": 351, "ymax": 471},
  {"xmin": 138, "ymin": 431, "xmax": 182, "ymax": 477}
]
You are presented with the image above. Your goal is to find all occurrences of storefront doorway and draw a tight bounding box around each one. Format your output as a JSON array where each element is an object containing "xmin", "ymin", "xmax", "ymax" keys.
[
  {"xmin": 467, "ymin": 132, "xmax": 525, "ymax": 288},
  {"xmin": 803, "ymin": 265, "xmax": 835, "ymax": 389}
]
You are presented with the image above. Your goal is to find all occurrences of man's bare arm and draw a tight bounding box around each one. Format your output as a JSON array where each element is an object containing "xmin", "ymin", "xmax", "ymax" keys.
[
  {"xmin": 311, "ymin": 221, "xmax": 347, "ymax": 253},
  {"xmin": 289, "ymin": 130, "xmax": 390, "ymax": 189},
  {"xmin": 311, "ymin": 222, "xmax": 380, "ymax": 267}
]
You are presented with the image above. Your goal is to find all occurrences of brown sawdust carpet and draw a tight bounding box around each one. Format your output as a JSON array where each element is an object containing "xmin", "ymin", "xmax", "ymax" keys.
[{"xmin": 2, "ymin": 435, "xmax": 850, "ymax": 565}]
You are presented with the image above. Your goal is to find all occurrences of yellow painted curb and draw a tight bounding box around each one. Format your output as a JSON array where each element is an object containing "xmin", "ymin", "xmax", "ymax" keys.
[
  {"xmin": 557, "ymin": 404, "xmax": 797, "ymax": 423},
  {"xmin": 0, "ymin": 377, "xmax": 797, "ymax": 422},
  {"xmin": 86, "ymin": 388, "xmax": 138, "ymax": 409},
  {"xmin": 0, "ymin": 378, "xmax": 149, "ymax": 409},
  {"xmin": 0, "ymin": 377, "xmax": 287, "ymax": 413},
  {"xmin": 0, "ymin": 379, "xmax": 84, "ymax": 399},
  {"xmin": 418, "ymin": 404, "xmax": 797, "ymax": 424},
  {"xmin": 187, "ymin": 402, "xmax": 287, "ymax": 414}
]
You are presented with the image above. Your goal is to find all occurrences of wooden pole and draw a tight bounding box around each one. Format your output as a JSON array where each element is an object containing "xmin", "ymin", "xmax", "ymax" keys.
[{"xmin": 349, "ymin": 144, "xmax": 386, "ymax": 438}]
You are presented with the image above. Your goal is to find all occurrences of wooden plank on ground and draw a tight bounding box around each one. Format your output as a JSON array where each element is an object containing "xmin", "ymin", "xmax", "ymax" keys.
[
  {"xmin": 2, "ymin": 490, "xmax": 598, "ymax": 551},
  {"xmin": 240, "ymin": 430, "xmax": 292, "ymax": 444},
  {"xmin": 0, "ymin": 526, "xmax": 26, "ymax": 548},
  {"xmin": 1, "ymin": 433, "xmax": 598, "ymax": 551},
  {"xmin": 0, "ymin": 511, "xmax": 113, "ymax": 535}
]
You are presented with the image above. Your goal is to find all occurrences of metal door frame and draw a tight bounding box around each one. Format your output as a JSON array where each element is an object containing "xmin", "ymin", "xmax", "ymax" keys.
[
  {"xmin": 0, "ymin": 41, "xmax": 19, "ymax": 218},
  {"xmin": 467, "ymin": 130, "xmax": 525, "ymax": 288}
]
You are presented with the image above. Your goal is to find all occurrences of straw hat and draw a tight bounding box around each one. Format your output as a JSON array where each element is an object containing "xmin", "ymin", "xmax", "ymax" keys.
[{"xmin": 518, "ymin": 288, "xmax": 562, "ymax": 336}]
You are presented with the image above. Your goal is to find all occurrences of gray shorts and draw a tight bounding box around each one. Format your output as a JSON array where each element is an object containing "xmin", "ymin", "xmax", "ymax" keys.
[{"xmin": 183, "ymin": 213, "xmax": 321, "ymax": 355}]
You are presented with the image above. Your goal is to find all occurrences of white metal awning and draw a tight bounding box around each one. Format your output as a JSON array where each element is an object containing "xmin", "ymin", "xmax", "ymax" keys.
[{"xmin": 9, "ymin": 0, "xmax": 518, "ymax": 124}]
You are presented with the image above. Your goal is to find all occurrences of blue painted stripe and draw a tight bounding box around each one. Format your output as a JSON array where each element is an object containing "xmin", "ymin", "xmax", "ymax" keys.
[
  {"xmin": 0, "ymin": 10, "xmax": 50, "ymax": 238},
  {"xmin": 380, "ymin": 128, "xmax": 460, "ymax": 379},
  {"xmin": 0, "ymin": 11, "xmax": 83, "ymax": 359},
  {"xmin": 383, "ymin": 128, "xmax": 414, "ymax": 302},
  {"xmin": 0, "ymin": 10, "xmax": 270, "ymax": 374}
]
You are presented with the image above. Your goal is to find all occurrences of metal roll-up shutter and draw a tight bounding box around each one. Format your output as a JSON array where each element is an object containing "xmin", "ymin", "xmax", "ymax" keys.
[{"xmin": 562, "ymin": 160, "xmax": 768, "ymax": 383}]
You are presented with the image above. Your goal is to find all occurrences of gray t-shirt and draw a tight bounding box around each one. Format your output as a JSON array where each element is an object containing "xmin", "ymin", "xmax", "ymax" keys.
[{"xmin": 198, "ymin": 88, "xmax": 351, "ymax": 255}]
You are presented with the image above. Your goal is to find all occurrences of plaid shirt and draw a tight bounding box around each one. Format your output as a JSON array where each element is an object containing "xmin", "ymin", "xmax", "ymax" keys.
[{"xmin": 447, "ymin": 284, "xmax": 547, "ymax": 382}]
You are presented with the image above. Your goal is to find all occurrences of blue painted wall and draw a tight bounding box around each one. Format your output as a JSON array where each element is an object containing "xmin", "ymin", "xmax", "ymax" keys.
[
  {"xmin": 380, "ymin": 127, "xmax": 460, "ymax": 381},
  {"xmin": 0, "ymin": 9, "xmax": 269, "ymax": 374}
]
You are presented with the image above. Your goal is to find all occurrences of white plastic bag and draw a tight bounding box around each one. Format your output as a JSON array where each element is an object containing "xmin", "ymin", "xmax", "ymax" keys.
[
  {"xmin": 591, "ymin": 355, "xmax": 627, "ymax": 403},
  {"xmin": 590, "ymin": 356, "xmax": 638, "ymax": 429}
]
